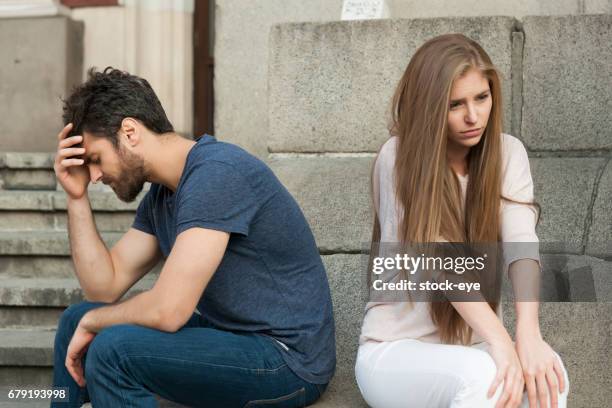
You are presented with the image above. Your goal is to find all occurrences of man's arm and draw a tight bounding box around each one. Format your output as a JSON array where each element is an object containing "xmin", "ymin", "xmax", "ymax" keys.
[
  {"xmin": 67, "ymin": 195, "xmax": 162, "ymax": 303},
  {"xmin": 79, "ymin": 227, "xmax": 229, "ymax": 333},
  {"xmin": 54, "ymin": 123, "xmax": 161, "ymax": 303}
]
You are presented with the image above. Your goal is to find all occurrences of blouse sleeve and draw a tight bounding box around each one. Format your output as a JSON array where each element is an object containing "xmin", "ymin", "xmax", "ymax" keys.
[
  {"xmin": 374, "ymin": 137, "xmax": 401, "ymax": 243},
  {"xmin": 500, "ymin": 134, "xmax": 541, "ymax": 268}
]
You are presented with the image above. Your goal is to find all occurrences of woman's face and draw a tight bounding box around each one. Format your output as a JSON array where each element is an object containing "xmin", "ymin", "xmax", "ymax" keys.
[{"xmin": 446, "ymin": 68, "xmax": 492, "ymax": 150}]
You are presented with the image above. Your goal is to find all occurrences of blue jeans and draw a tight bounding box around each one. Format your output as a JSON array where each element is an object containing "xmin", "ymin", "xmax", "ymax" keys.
[{"xmin": 52, "ymin": 301, "xmax": 327, "ymax": 407}]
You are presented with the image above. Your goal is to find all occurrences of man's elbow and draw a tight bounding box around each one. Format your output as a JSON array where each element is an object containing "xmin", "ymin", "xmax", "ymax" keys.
[
  {"xmin": 155, "ymin": 304, "xmax": 191, "ymax": 333},
  {"xmin": 82, "ymin": 288, "xmax": 121, "ymax": 304}
]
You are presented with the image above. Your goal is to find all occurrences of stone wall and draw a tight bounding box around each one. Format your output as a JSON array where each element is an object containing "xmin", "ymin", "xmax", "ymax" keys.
[
  {"xmin": 214, "ymin": 0, "xmax": 612, "ymax": 157},
  {"xmin": 266, "ymin": 14, "xmax": 611, "ymax": 407}
]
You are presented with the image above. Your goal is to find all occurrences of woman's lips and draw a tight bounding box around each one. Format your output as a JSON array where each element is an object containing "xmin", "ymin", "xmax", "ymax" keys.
[{"xmin": 460, "ymin": 128, "xmax": 482, "ymax": 138}]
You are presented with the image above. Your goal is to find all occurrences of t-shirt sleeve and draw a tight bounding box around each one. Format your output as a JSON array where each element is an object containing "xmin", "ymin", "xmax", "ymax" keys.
[
  {"xmin": 132, "ymin": 188, "xmax": 155, "ymax": 236},
  {"xmin": 500, "ymin": 135, "xmax": 541, "ymax": 267},
  {"xmin": 175, "ymin": 160, "xmax": 259, "ymax": 236}
]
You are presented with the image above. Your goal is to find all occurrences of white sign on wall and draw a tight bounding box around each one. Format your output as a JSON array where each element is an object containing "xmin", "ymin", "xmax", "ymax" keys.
[{"xmin": 341, "ymin": 0, "xmax": 390, "ymax": 21}]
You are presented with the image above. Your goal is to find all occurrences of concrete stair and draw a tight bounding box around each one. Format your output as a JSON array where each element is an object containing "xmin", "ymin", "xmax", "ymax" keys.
[{"xmin": 0, "ymin": 156, "xmax": 157, "ymax": 404}]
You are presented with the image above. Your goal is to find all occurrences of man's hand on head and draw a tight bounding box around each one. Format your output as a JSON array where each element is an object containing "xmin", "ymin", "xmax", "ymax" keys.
[{"xmin": 54, "ymin": 123, "xmax": 90, "ymax": 201}]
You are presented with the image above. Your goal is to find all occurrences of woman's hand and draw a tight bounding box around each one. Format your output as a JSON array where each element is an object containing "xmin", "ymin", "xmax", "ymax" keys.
[
  {"xmin": 487, "ymin": 339, "xmax": 525, "ymax": 408},
  {"xmin": 516, "ymin": 330, "xmax": 565, "ymax": 408},
  {"xmin": 54, "ymin": 123, "xmax": 90, "ymax": 200}
]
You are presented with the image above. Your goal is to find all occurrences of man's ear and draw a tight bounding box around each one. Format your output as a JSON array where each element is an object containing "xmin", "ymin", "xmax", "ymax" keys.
[{"xmin": 120, "ymin": 118, "xmax": 141, "ymax": 147}]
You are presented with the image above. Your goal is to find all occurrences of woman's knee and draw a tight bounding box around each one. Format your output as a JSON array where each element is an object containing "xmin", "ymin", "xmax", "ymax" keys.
[
  {"xmin": 456, "ymin": 348, "xmax": 498, "ymax": 386},
  {"xmin": 554, "ymin": 352, "xmax": 570, "ymax": 401},
  {"xmin": 451, "ymin": 349, "xmax": 500, "ymax": 407}
]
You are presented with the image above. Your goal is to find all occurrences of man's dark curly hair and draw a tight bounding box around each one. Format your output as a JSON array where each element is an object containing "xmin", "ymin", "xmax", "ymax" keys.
[{"xmin": 62, "ymin": 67, "xmax": 174, "ymax": 146}]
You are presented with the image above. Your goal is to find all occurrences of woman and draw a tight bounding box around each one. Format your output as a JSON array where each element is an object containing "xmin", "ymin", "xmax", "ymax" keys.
[{"xmin": 355, "ymin": 34, "xmax": 569, "ymax": 408}]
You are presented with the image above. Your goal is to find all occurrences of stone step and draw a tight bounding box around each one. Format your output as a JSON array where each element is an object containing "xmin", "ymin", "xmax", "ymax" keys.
[
  {"xmin": 269, "ymin": 156, "xmax": 610, "ymax": 256},
  {"xmin": 0, "ymin": 277, "xmax": 155, "ymax": 308},
  {"xmin": 0, "ymin": 274, "xmax": 157, "ymax": 329},
  {"xmin": 0, "ymin": 211, "xmax": 135, "ymax": 232},
  {"xmin": 0, "ymin": 153, "xmax": 56, "ymax": 190},
  {"xmin": 0, "ymin": 232, "xmax": 163, "ymax": 280},
  {"xmin": 0, "ymin": 306, "xmax": 63, "ymax": 329},
  {"xmin": 0, "ymin": 190, "xmax": 142, "ymax": 211},
  {"xmin": 0, "ymin": 232, "xmax": 122, "ymax": 257},
  {"xmin": 0, "ymin": 277, "xmax": 157, "ymax": 329},
  {"xmin": 0, "ymin": 256, "xmax": 163, "ymax": 280},
  {"xmin": 1, "ymin": 156, "xmax": 608, "ymax": 256},
  {"xmin": 0, "ymin": 150, "xmax": 195, "ymax": 194},
  {"xmin": 0, "ymin": 254, "xmax": 608, "ymax": 407},
  {"xmin": 0, "ymin": 184, "xmax": 145, "ymax": 236},
  {"xmin": 0, "ymin": 256, "xmax": 80, "ymax": 279},
  {"xmin": 0, "ymin": 366, "xmax": 52, "ymax": 390},
  {"xmin": 0, "ymin": 305, "xmax": 609, "ymax": 408},
  {"xmin": 0, "ymin": 190, "xmax": 142, "ymax": 231},
  {"xmin": 0, "ymin": 152, "xmax": 153, "ymax": 193},
  {"xmin": 0, "ymin": 328, "xmax": 55, "ymax": 366}
]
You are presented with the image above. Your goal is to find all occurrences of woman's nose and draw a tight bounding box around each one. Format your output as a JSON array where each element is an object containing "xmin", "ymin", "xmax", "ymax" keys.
[{"xmin": 465, "ymin": 105, "xmax": 478, "ymax": 124}]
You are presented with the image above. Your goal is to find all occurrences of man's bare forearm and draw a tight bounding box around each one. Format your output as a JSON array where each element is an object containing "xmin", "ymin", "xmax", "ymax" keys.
[
  {"xmin": 67, "ymin": 194, "xmax": 116, "ymax": 301},
  {"xmin": 79, "ymin": 288, "xmax": 172, "ymax": 333}
]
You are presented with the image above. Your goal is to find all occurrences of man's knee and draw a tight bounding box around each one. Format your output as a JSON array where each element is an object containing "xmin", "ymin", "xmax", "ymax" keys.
[
  {"xmin": 57, "ymin": 301, "xmax": 106, "ymax": 338},
  {"xmin": 84, "ymin": 325, "xmax": 140, "ymax": 379}
]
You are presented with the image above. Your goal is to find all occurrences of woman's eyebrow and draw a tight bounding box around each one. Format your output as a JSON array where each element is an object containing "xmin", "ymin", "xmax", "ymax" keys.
[{"xmin": 450, "ymin": 90, "xmax": 490, "ymax": 104}]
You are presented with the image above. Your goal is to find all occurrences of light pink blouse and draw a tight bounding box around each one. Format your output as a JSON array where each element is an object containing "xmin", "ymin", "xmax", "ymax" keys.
[{"xmin": 359, "ymin": 133, "xmax": 540, "ymax": 345}]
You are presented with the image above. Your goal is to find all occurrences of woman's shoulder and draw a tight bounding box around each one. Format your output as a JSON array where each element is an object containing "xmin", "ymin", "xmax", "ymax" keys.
[
  {"xmin": 380, "ymin": 135, "xmax": 399, "ymax": 156},
  {"xmin": 500, "ymin": 133, "xmax": 530, "ymax": 171},
  {"xmin": 500, "ymin": 133, "xmax": 534, "ymax": 198},
  {"xmin": 377, "ymin": 136, "xmax": 399, "ymax": 168},
  {"xmin": 500, "ymin": 133, "xmax": 529, "ymax": 160}
]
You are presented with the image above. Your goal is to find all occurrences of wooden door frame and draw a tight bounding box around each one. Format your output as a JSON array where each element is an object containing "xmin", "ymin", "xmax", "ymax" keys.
[{"xmin": 193, "ymin": 0, "xmax": 214, "ymax": 137}]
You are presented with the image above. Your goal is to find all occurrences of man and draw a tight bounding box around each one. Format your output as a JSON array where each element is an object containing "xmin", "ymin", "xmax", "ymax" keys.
[{"xmin": 51, "ymin": 67, "xmax": 335, "ymax": 407}]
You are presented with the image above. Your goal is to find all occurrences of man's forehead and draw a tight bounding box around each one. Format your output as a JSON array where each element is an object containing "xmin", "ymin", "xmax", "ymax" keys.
[{"xmin": 81, "ymin": 132, "xmax": 111, "ymax": 151}]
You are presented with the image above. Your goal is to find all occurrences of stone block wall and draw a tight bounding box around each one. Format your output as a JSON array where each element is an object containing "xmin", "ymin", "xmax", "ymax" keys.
[
  {"xmin": 215, "ymin": 0, "xmax": 612, "ymax": 157},
  {"xmin": 267, "ymin": 14, "xmax": 611, "ymax": 407}
]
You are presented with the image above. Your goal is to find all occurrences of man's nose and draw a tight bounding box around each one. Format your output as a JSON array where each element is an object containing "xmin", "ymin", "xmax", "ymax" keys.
[{"xmin": 88, "ymin": 165, "xmax": 103, "ymax": 184}]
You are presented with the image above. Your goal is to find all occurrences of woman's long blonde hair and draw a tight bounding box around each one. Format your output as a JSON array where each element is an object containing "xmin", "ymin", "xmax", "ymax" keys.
[{"xmin": 372, "ymin": 33, "xmax": 506, "ymax": 345}]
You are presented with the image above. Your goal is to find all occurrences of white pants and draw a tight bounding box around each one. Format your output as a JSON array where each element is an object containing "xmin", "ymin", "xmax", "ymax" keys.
[{"xmin": 355, "ymin": 339, "xmax": 569, "ymax": 408}]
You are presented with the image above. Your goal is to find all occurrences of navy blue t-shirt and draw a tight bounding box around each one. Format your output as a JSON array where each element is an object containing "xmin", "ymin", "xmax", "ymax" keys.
[{"xmin": 132, "ymin": 135, "xmax": 336, "ymax": 384}]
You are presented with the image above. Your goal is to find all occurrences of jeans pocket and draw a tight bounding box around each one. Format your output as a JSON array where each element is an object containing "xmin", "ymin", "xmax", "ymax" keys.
[{"xmin": 244, "ymin": 387, "xmax": 306, "ymax": 408}]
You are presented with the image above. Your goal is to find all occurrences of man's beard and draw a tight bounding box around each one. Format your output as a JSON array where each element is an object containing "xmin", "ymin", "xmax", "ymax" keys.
[{"xmin": 111, "ymin": 145, "xmax": 146, "ymax": 203}]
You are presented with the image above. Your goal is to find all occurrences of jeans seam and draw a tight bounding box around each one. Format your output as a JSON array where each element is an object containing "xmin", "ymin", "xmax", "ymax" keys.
[
  {"xmin": 243, "ymin": 387, "xmax": 305, "ymax": 407},
  {"xmin": 115, "ymin": 356, "xmax": 130, "ymax": 408},
  {"xmin": 117, "ymin": 354, "xmax": 289, "ymax": 374}
]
